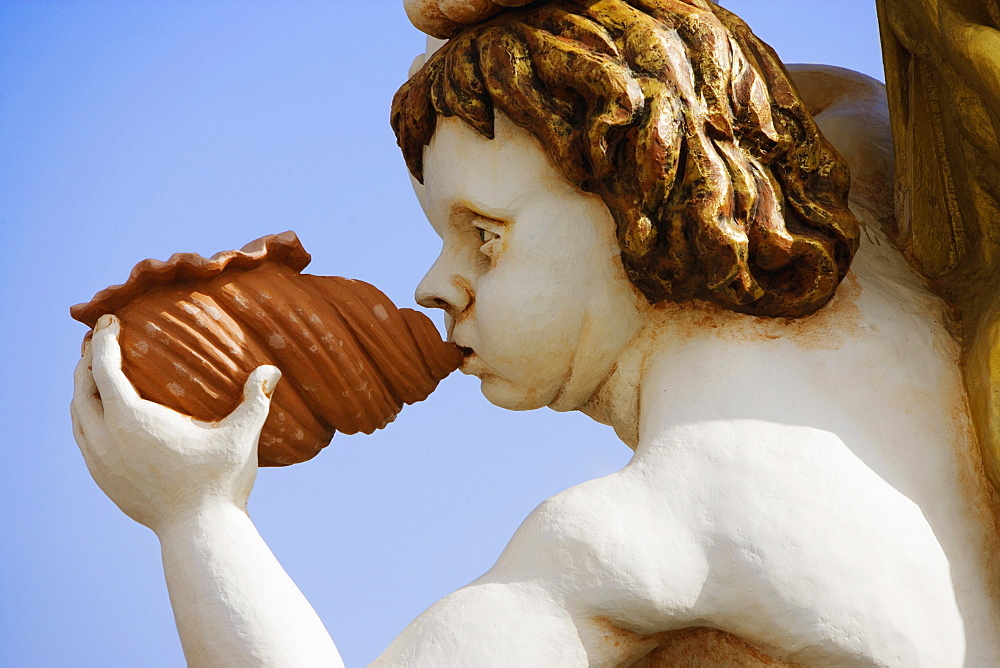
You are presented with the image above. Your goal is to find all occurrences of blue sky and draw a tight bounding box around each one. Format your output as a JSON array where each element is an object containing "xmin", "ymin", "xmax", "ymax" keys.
[{"xmin": 0, "ymin": 2, "xmax": 883, "ymax": 666}]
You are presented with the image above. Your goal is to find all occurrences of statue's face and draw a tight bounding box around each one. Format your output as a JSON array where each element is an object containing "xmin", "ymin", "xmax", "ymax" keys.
[{"xmin": 415, "ymin": 114, "xmax": 645, "ymax": 412}]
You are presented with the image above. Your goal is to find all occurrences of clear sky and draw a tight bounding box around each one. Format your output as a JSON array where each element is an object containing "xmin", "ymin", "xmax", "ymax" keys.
[{"xmin": 0, "ymin": 2, "xmax": 884, "ymax": 666}]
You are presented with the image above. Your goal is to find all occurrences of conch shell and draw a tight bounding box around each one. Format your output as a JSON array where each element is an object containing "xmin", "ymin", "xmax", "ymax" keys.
[{"xmin": 71, "ymin": 232, "xmax": 462, "ymax": 466}]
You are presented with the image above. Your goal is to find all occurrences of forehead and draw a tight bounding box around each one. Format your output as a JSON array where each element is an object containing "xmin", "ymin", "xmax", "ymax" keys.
[{"xmin": 420, "ymin": 114, "xmax": 591, "ymax": 228}]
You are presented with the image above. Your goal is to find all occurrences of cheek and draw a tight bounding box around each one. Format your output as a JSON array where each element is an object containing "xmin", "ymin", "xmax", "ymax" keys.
[{"xmin": 473, "ymin": 265, "xmax": 586, "ymax": 363}]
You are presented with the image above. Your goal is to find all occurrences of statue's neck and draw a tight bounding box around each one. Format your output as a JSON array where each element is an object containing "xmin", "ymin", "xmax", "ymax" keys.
[
  {"xmin": 580, "ymin": 266, "xmax": 958, "ymax": 467},
  {"xmin": 577, "ymin": 319, "xmax": 648, "ymax": 448},
  {"xmin": 579, "ymin": 308, "xmax": 825, "ymax": 453},
  {"xmin": 578, "ymin": 303, "xmax": 700, "ymax": 449},
  {"xmin": 632, "ymin": 333, "xmax": 841, "ymax": 459}
]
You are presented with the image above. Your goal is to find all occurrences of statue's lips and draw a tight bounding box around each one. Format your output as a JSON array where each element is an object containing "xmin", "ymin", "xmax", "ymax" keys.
[{"xmin": 455, "ymin": 345, "xmax": 480, "ymax": 375}]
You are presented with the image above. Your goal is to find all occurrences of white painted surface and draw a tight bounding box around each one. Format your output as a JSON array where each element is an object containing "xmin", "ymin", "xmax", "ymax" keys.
[{"xmin": 72, "ymin": 75, "xmax": 1000, "ymax": 665}]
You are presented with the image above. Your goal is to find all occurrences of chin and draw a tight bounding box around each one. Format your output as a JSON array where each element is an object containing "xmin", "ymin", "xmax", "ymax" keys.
[{"xmin": 479, "ymin": 376, "xmax": 555, "ymax": 412}]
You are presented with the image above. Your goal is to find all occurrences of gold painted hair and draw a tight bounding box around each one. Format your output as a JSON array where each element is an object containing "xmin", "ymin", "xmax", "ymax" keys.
[{"xmin": 392, "ymin": 0, "xmax": 860, "ymax": 317}]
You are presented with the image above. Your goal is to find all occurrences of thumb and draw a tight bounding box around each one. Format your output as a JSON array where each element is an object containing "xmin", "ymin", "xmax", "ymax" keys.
[{"xmin": 220, "ymin": 365, "xmax": 282, "ymax": 435}]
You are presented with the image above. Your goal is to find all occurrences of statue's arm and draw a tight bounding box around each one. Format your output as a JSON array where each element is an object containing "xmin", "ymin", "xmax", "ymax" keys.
[
  {"xmin": 156, "ymin": 499, "xmax": 342, "ymax": 667},
  {"xmin": 372, "ymin": 581, "xmax": 591, "ymax": 666},
  {"xmin": 71, "ymin": 315, "xmax": 343, "ymax": 667},
  {"xmin": 372, "ymin": 481, "xmax": 709, "ymax": 666}
]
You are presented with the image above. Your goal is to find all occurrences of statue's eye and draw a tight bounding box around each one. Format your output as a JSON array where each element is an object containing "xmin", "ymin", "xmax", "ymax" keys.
[
  {"xmin": 479, "ymin": 227, "xmax": 498, "ymax": 244},
  {"xmin": 473, "ymin": 220, "xmax": 502, "ymax": 259}
]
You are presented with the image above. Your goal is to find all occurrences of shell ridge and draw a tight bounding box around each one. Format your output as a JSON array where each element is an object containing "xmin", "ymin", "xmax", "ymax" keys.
[
  {"xmin": 328, "ymin": 278, "xmax": 428, "ymax": 406},
  {"xmin": 314, "ymin": 279, "xmax": 403, "ymax": 433},
  {"xmin": 216, "ymin": 275, "xmax": 336, "ymax": 444},
  {"xmin": 248, "ymin": 270, "xmax": 376, "ymax": 433},
  {"xmin": 298, "ymin": 275, "xmax": 401, "ymax": 429},
  {"xmin": 185, "ymin": 290, "xmax": 255, "ymax": 377},
  {"xmin": 400, "ymin": 308, "xmax": 463, "ymax": 380},
  {"xmin": 155, "ymin": 309, "xmax": 241, "ymax": 402},
  {"xmin": 159, "ymin": 299, "xmax": 247, "ymax": 386},
  {"xmin": 310, "ymin": 278, "xmax": 412, "ymax": 424},
  {"xmin": 70, "ymin": 232, "xmax": 310, "ymax": 327},
  {"xmin": 233, "ymin": 270, "xmax": 381, "ymax": 436},
  {"xmin": 398, "ymin": 310, "xmax": 443, "ymax": 390},
  {"xmin": 277, "ymin": 279, "xmax": 393, "ymax": 432},
  {"xmin": 209, "ymin": 278, "xmax": 335, "ymax": 458},
  {"xmin": 121, "ymin": 306, "xmax": 228, "ymax": 421}
]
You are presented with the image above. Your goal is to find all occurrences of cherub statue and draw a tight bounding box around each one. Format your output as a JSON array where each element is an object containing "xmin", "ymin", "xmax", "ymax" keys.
[{"xmin": 72, "ymin": 0, "xmax": 1000, "ymax": 665}]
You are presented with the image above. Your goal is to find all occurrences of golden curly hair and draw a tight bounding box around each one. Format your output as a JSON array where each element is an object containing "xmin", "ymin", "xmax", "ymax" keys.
[{"xmin": 391, "ymin": 0, "xmax": 860, "ymax": 317}]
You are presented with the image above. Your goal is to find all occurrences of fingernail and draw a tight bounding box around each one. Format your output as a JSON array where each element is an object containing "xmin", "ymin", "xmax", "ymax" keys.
[{"xmin": 96, "ymin": 314, "xmax": 114, "ymax": 331}]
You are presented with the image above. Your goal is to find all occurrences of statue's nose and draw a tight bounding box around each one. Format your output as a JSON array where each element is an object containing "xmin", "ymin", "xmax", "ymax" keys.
[{"xmin": 415, "ymin": 252, "xmax": 472, "ymax": 315}]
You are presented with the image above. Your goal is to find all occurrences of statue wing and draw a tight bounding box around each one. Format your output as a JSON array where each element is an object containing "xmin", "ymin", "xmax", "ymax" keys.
[{"xmin": 876, "ymin": 0, "xmax": 1000, "ymax": 494}]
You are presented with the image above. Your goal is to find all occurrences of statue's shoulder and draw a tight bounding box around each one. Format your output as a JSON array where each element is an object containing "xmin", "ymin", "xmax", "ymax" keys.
[{"xmin": 493, "ymin": 468, "xmax": 704, "ymax": 591}]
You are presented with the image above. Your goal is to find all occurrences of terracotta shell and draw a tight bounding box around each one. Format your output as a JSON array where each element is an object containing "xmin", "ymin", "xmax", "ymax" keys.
[{"xmin": 71, "ymin": 232, "xmax": 462, "ymax": 466}]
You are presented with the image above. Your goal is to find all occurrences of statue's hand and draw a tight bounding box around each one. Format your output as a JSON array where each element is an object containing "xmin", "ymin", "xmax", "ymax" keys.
[{"xmin": 71, "ymin": 314, "xmax": 281, "ymax": 534}]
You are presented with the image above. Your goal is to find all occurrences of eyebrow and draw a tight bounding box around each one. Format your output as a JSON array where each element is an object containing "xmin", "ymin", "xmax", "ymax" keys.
[{"xmin": 449, "ymin": 202, "xmax": 513, "ymax": 226}]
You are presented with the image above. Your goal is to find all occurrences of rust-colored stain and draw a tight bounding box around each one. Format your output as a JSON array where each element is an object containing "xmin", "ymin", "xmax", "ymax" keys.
[
  {"xmin": 590, "ymin": 616, "xmax": 672, "ymax": 665},
  {"xmin": 592, "ymin": 617, "xmax": 798, "ymax": 667},
  {"xmin": 947, "ymin": 362, "xmax": 1000, "ymax": 597},
  {"xmin": 632, "ymin": 627, "xmax": 799, "ymax": 668},
  {"xmin": 647, "ymin": 270, "xmax": 864, "ymax": 352},
  {"xmin": 71, "ymin": 232, "xmax": 462, "ymax": 467},
  {"xmin": 768, "ymin": 270, "xmax": 865, "ymax": 351}
]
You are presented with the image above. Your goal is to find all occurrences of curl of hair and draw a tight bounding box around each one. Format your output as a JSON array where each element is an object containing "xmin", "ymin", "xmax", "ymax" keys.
[{"xmin": 391, "ymin": 0, "xmax": 860, "ymax": 317}]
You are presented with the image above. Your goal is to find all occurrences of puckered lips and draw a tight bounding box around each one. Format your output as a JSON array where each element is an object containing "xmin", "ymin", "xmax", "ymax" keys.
[{"xmin": 454, "ymin": 344, "xmax": 479, "ymax": 374}]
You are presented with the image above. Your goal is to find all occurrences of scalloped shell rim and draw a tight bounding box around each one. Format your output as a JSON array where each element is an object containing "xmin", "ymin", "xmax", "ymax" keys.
[{"xmin": 70, "ymin": 232, "xmax": 312, "ymax": 328}]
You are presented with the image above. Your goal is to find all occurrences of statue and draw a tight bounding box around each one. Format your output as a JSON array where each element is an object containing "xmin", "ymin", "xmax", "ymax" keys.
[{"xmin": 71, "ymin": 0, "xmax": 1000, "ymax": 664}]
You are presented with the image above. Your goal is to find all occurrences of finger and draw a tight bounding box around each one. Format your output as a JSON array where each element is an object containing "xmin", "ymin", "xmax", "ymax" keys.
[
  {"xmin": 71, "ymin": 411, "xmax": 94, "ymax": 466},
  {"xmin": 70, "ymin": 394, "xmax": 104, "ymax": 446},
  {"xmin": 80, "ymin": 330, "xmax": 93, "ymax": 356},
  {"xmin": 71, "ymin": 402, "xmax": 117, "ymax": 494},
  {"xmin": 71, "ymin": 342, "xmax": 111, "ymax": 456},
  {"xmin": 71, "ymin": 401, "xmax": 108, "ymax": 475},
  {"xmin": 90, "ymin": 314, "xmax": 144, "ymax": 412},
  {"xmin": 73, "ymin": 338, "xmax": 103, "ymax": 418},
  {"xmin": 70, "ymin": 402, "xmax": 89, "ymax": 445},
  {"xmin": 219, "ymin": 365, "xmax": 281, "ymax": 436}
]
